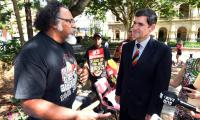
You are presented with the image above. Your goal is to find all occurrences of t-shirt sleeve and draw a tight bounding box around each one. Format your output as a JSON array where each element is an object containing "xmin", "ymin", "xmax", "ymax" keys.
[{"xmin": 14, "ymin": 58, "xmax": 47, "ymax": 99}]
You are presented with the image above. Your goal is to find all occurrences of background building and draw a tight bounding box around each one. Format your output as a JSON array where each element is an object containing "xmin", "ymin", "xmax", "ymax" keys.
[{"xmin": 107, "ymin": 3, "xmax": 200, "ymax": 43}]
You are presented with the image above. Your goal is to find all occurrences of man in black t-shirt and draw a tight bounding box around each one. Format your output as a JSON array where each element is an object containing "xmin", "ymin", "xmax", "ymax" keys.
[
  {"xmin": 14, "ymin": 1, "xmax": 111, "ymax": 120},
  {"xmin": 84, "ymin": 33, "xmax": 110, "ymax": 85}
]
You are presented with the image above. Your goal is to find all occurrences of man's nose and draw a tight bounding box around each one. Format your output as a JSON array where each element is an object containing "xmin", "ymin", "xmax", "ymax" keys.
[
  {"xmin": 71, "ymin": 23, "xmax": 77, "ymax": 31},
  {"xmin": 132, "ymin": 25, "xmax": 138, "ymax": 30},
  {"xmin": 72, "ymin": 22, "xmax": 76, "ymax": 28}
]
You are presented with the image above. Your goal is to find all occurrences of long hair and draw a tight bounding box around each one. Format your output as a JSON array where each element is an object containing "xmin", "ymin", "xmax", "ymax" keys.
[{"xmin": 34, "ymin": 1, "xmax": 66, "ymax": 32}]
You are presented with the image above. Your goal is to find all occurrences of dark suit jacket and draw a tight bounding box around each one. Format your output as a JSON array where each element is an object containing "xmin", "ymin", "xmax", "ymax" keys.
[{"xmin": 116, "ymin": 37, "xmax": 172, "ymax": 119}]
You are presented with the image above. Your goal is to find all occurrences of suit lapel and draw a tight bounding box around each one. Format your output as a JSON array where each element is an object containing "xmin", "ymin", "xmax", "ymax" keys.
[
  {"xmin": 137, "ymin": 39, "xmax": 155, "ymax": 66},
  {"xmin": 126, "ymin": 41, "xmax": 135, "ymax": 65}
]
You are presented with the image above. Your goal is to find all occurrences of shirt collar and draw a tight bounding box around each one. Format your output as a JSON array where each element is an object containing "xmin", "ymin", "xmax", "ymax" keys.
[{"xmin": 135, "ymin": 36, "xmax": 150, "ymax": 48}]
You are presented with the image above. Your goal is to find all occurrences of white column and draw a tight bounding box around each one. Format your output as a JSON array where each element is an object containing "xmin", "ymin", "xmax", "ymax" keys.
[
  {"xmin": 190, "ymin": 23, "xmax": 197, "ymax": 41},
  {"xmin": 189, "ymin": 32, "xmax": 197, "ymax": 41},
  {"xmin": 191, "ymin": 7, "xmax": 199, "ymax": 18},
  {"xmin": 169, "ymin": 23, "xmax": 177, "ymax": 40},
  {"xmin": 169, "ymin": 32, "xmax": 176, "ymax": 40}
]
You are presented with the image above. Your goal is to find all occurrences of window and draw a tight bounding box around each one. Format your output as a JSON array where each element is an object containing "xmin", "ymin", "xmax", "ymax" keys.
[{"xmin": 115, "ymin": 30, "xmax": 120, "ymax": 40}]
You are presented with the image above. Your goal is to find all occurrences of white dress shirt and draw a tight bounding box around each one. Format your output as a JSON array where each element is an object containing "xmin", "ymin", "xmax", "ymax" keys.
[{"xmin": 132, "ymin": 36, "xmax": 150, "ymax": 59}]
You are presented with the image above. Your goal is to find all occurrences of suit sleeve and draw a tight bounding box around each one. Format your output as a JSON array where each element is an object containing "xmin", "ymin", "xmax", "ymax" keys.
[{"xmin": 147, "ymin": 46, "xmax": 172, "ymax": 115}]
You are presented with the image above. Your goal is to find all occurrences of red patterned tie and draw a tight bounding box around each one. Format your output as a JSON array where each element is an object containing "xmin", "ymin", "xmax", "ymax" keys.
[{"xmin": 132, "ymin": 43, "xmax": 140, "ymax": 65}]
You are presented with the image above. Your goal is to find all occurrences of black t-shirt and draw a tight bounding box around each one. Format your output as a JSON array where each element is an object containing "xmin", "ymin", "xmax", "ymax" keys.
[
  {"xmin": 84, "ymin": 45, "xmax": 110, "ymax": 82},
  {"xmin": 14, "ymin": 32, "xmax": 78, "ymax": 120}
]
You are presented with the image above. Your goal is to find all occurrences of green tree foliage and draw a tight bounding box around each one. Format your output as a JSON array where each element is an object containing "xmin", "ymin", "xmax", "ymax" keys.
[
  {"xmin": 0, "ymin": 40, "xmax": 21, "ymax": 64},
  {"xmin": 0, "ymin": 0, "xmax": 12, "ymax": 29},
  {"xmin": 188, "ymin": 0, "xmax": 200, "ymax": 8}
]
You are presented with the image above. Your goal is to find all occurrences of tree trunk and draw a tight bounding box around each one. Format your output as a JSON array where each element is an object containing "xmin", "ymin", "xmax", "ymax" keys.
[
  {"xmin": 45, "ymin": 0, "xmax": 91, "ymax": 17},
  {"xmin": 69, "ymin": 0, "xmax": 91, "ymax": 17},
  {"xmin": 11, "ymin": 0, "xmax": 25, "ymax": 45},
  {"xmin": 25, "ymin": 0, "xmax": 33, "ymax": 40}
]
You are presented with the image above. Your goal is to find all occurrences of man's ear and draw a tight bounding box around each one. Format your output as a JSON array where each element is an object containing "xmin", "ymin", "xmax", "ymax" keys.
[
  {"xmin": 52, "ymin": 24, "xmax": 57, "ymax": 29},
  {"xmin": 53, "ymin": 22, "xmax": 63, "ymax": 31},
  {"xmin": 150, "ymin": 24, "xmax": 156, "ymax": 32},
  {"xmin": 52, "ymin": 19, "xmax": 60, "ymax": 29}
]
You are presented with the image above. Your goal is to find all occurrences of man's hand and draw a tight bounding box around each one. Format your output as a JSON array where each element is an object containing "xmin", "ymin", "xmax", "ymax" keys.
[
  {"xmin": 183, "ymin": 87, "xmax": 200, "ymax": 99},
  {"xmin": 76, "ymin": 110, "xmax": 111, "ymax": 120},
  {"xmin": 145, "ymin": 114, "xmax": 151, "ymax": 120},
  {"xmin": 21, "ymin": 99, "xmax": 111, "ymax": 120},
  {"xmin": 115, "ymin": 95, "xmax": 120, "ymax": 104},
  {"xmin": 78, "ymin": 67, "xmax": 89, "ymax": 85},
  {"xmin": 190, "ymin": 111, "xmax": 200, "ymax": 119}
]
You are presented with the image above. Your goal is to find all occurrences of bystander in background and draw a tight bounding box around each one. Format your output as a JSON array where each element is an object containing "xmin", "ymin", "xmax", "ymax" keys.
[
  {"xmin": 113, "ymin": 29, "xmax": 133, "ymax": 63},
  {"xmin": 170, "ymin": 58, "xmax": 200, "ymax": 120},
  {"xmin": 104, "ymin": 41, "xmax": 109, "ymax": 48},
  {"xmin": 84, "ymin": 33, "xmax": 110, "ymax": 90},
  {"xmin": 176, "ymin": 40, "xmax": 183, "ymax": 64}
]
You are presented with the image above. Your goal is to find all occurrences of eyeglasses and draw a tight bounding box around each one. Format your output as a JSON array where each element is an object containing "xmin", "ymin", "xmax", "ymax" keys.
[{"xmin": 57, "ymin": 17, "xmax": 75, "ymax": 24}]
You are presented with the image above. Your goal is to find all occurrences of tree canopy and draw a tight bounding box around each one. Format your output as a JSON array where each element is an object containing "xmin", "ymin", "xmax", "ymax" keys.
[
  {"xmin": 0, "ymin": 0, "xmax": 91, "ymax": 44},
  {"xmin": 0, "ymin": 0, "xmax": 12, "ymax": 29},
  {"xmin": 85, "ymin": 0, "xmax": 200, "ymax": 32},
  {"xmin": 1, "ymin": 0, "xmax": 200, "ymax": 43}
]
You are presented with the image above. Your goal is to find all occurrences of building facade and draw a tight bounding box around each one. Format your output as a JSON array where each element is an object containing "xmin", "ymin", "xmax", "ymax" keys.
[{"xmin": 107, "ymin": 4, "xmax": 200, "ymax": 43}]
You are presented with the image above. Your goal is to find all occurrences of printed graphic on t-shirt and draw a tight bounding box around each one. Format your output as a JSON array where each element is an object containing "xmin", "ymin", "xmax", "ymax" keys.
[
  {"xmin": 60, "ymin": 53, "xmax": 77, "ymax": 102},
  {"xmin": 88, "ymin": 48, "xmax": 105, "ymax": 77}
]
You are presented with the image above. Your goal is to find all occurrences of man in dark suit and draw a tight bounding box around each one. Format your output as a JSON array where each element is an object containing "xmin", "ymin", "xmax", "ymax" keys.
[{"xmin": 115, "ymin": 8, "xmax": 172, "ymax": 120}]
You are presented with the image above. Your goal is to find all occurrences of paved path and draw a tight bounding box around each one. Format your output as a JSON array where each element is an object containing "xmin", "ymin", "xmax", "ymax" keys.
[{"xmin": 172, "ymin": 48, "xmax": 200, "ymax": 63}]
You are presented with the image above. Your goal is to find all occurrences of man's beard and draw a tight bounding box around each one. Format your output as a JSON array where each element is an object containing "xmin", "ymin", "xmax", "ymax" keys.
[{"xmin": 65, "ymin": 34, "xmax": 77, "ymax": 45}]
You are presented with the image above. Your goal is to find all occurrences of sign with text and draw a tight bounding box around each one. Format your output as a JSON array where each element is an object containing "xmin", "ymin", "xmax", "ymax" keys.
[{"xmin": 88, "ymin": 48, "xmax": 105, "ymax": 77}]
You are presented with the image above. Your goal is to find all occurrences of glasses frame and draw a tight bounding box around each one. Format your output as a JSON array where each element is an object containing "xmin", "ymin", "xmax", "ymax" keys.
[{"xmin": 57, "ymin": 17, "xmax": 75, "ymax": 24}]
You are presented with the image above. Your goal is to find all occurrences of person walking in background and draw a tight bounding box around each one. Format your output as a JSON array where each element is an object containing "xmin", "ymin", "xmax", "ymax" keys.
[
  {"xmin": 14, "ymin": 1, "xmax": 111, "ymax": 120},
  {"xmin": 104, "ymin": 41, "xmax": 109, "ymax": 48},
  {"xmin": 176, "ymin": 40, "xmax": 183, "ymax": 64},
  {"xmin": 113, "ymin": 29, "xmax": 134, "ymax": 63},
  {"xmin": 84, "ymin": 33, "xmax": 110, "ymax": 89},
  {"xmin": 170, "ymin": 58, "xmax": 200, "ymax": 120},
  {"xmin": 115, "ymin": 8, "xmax": 172, "ymax": 120}
]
